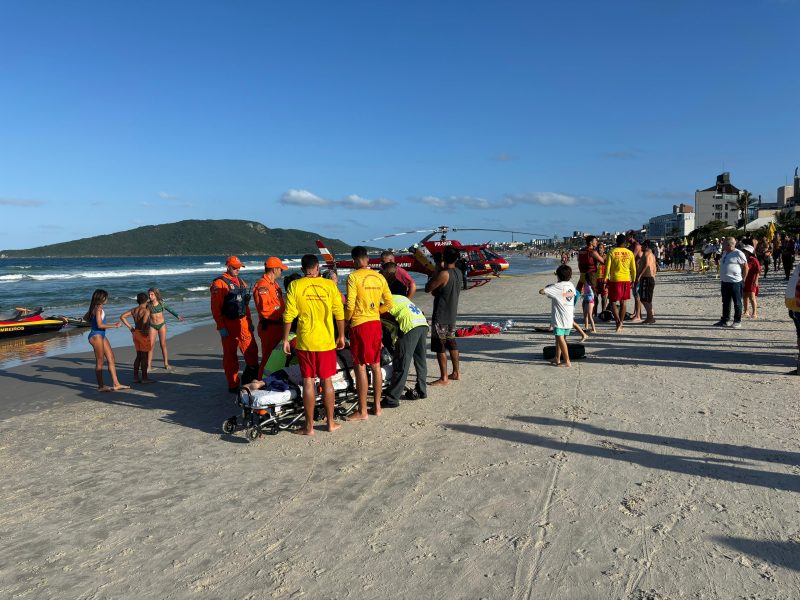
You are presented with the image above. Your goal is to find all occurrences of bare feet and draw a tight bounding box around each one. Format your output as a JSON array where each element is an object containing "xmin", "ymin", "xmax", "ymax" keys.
[
  {"xmin": 550, "ymin": 361, "xmax": 560, "ymax": 366},
  {"xmin": 141, "ymin": 378, "xmax": 156, "ymax": 384},
  {"xmin": 294, "ymin": 428, "xmax": 315, "ymax": 436},
  {"xmin": 752, "ymin": 314, "xmax": 758, "ymax": 319},
  {"xmin": 579, "ymin": 333, "xmax": 588, "ymax": 342},
  {"xmin": 448, "ymin": 372, "xmax": 460, "ymax": 381},
  {"xmin": 112, "ymin": 384, "xmax": 130, "ymax": 390},
  {"xmin": 643, "ymin": 318, "xmax": 656, "ymax": 324},
  {"xmin": 98, "ymin": 386, "xmax": 112, "ymax": 392},
  {"xmin": 372, "ymin": 407, "xmax": 382, "ymax": 417},
  {"xmin": 430, "ymin": 378, "xmax": 449, "ymax": 386},
  {"xmin": 346, "ymin": 411, "xmax": 368, "ymax": 422},
  {"xmin": 563, "ymin": 362, "xmax": 572, "ymax": 368},
  {"xmin": 327, "ymin": 422, "xmax": 341, "ymax": 432},
  {"xmin": 615, "ymin": 325, "xmax": 624, "ymax": 333}
]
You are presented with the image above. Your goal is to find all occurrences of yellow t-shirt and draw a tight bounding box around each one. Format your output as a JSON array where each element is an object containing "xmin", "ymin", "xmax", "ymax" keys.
[
  {"xmin": 345, "ymin": 268, "xmax": 393, "ymax": 327},
  {"xmin": 283, "ymin": 276, "xmax": 344, "ymax": 352},
  {"xmin": 606, "ymin": 247, "xmax": 637, "ymax": 282}
]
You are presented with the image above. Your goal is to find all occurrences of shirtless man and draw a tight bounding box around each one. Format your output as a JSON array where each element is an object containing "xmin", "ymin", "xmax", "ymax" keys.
[{"xmin": 637, "ymin": 241, "xmax": 658, "ymax": 324}]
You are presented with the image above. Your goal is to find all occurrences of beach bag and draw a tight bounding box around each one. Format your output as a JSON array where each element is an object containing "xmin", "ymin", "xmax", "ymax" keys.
[
  {"xmin": 542, "ymin": 344, "xmax": 586, "ymax": 361},
  {"xmin": 598, "ymin": 310, "xmax": 613, "ymax": 322}
]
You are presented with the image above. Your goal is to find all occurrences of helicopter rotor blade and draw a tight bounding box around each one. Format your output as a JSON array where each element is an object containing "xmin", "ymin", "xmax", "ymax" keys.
[
  {"xmin": 362, "ymin": 228, "xmax": 437, "ymax": 242},
  {"xmin": 450, "ymin": 227, "xmax": 550, "ymax": 238}
]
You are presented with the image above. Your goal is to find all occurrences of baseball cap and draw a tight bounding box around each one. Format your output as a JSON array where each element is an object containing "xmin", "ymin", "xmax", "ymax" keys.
[
  {"xmin": 226, "ymin": 256, "xmax": 244, "ymax": 268},
  {"xmin": 265, "ymin": 257, "xmax": 289, "ymax": 271},
  {"xmin": 741, "ymin": 244, "xmax": 754, "ymax": 254}
]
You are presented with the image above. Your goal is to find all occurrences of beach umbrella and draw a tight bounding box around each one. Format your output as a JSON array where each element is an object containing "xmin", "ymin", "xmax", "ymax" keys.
[{"xmin": 766, "ymin": 221, "xmax": 776, "ymax": 242}]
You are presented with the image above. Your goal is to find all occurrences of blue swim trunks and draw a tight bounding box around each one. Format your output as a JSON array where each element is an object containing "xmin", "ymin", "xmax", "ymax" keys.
[{"xmin": 554, "ymin": 327, "xmax": 571, "ymax": 337}]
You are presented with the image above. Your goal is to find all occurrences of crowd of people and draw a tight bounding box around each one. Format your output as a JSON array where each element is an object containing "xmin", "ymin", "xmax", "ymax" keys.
[
  {"xmin": 207, "ymin": 246, "xmax": 464, "ymax": 435},
  {"xmin": 540, "ymin": 231, "xmax": 800, "ymax": 373}
]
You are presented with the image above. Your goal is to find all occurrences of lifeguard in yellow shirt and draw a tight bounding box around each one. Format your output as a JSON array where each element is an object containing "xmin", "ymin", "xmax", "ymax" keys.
[
  {"xmin": 605, "ymin": 234, "xmax": 637, "ymax": 332},
  {"xmin": 282, "ymin": 254, "xmax": 345, "ymax": 435},
  {"xmin": 345, "ymin": 246, "xmax": 393, "ymax": 421}
]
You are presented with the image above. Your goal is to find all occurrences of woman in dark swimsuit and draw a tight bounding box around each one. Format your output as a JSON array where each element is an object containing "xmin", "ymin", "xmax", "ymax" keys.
[{"xmin": 147, "ymin": 287, "xmax": 185, "ymax": 371}]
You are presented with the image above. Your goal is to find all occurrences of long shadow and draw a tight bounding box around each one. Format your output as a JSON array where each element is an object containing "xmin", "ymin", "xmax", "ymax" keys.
[
  {"xmin": 0, "ymin": 353, "xmax": 240, "ymax": 439},
  {"xmin": 713, "ymin": 536, "xmax": 800, "ymax": 571},
  {"xmin": 445, "ymin": 424, "xmax": 800, "ymax": 493},
  {"xmin": 511, "ymin": 416, "xmax": 800, "ymax": 466}
]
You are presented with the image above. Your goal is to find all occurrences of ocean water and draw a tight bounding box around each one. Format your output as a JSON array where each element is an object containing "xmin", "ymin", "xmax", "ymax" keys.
[{"xmin": 0, "ymin": 253, "xmax": 556, "ymax": 369}]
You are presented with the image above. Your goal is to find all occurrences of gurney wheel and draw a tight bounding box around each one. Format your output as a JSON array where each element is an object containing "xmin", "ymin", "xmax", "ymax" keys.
[
  {"xmin": 246, "ymin": 427, "xmax": 262, "ymax": 441},
  {"xmin": 222, "ymin": 417, "xmax": 237, "ymax": 435}
]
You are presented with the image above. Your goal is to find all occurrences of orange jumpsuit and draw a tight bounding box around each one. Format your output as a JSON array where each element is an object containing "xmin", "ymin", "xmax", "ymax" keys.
[
  {"xmin": 252, "ymin": 274, "xmax": 286, "ymax": 379},
  {"xmin": 210, "ymin": 273, "xmax": 258, "ymax": 389}
]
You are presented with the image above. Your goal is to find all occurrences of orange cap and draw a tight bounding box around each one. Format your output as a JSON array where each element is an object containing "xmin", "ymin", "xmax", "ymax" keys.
[
  {"xmin": 226, "ymin": 256, "xmax": 244, "ymax": 268},
  {"xmin": 265, "ymin": 257, "xmax": 289, "ymax": 271}
]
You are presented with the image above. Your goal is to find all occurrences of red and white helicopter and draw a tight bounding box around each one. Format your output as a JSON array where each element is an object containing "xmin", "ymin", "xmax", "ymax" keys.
[{"xmin": 316, "ymin": 226, "xmax": 546, "ymax": 289}]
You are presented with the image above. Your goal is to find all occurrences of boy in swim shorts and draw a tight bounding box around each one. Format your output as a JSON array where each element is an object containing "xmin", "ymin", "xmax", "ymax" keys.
[
  {"xmin": 120, "ymin": 293, "xmax": 154, "ymax": 384},
  {"xmin": 540, "ymin": 265, "xmax": 577, "ymax": 367}
]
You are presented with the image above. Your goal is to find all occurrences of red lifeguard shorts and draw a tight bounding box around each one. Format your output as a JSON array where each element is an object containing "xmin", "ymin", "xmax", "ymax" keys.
[
  {"xmin": 296, "ymin": 349, "xmax": 337, "ymax": 380},
  {"xmin": 350, "ymin": 320, "xmax": 382, "ymax": 365},
  {"xmin": 606, "ymin": 281, "xmax": 632, "ymax": 302}
]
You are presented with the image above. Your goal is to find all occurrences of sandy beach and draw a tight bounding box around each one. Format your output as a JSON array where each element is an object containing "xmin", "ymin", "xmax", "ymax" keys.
[{"xmin": 1, "ymin": 270, "xmax": 798, "ymax": 599}]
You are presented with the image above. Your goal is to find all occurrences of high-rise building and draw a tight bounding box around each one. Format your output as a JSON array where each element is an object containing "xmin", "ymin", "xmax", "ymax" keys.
[
  {"xmin": 647, "ymin": 205, "xmax": 695, "ymax": 239},
  {"xmin": 695, "ymin": 172, "xmax": 741, "ymax": 228}
]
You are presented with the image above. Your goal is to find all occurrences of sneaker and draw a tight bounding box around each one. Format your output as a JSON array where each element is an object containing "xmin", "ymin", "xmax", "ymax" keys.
[
  {"xmin": 380, "ymin": 399, "xmax": 400, "ymax": 408},
  {"xmin": 731, "ymin": 322, "xmax": 742, "ymax": 329},
  {"xmin": 712, "ymin": 320, "xmax": 729, "ymax": 327},
  {"xmin": 404, "ymin": 388, "xmax": 426, "ymax": 400}
]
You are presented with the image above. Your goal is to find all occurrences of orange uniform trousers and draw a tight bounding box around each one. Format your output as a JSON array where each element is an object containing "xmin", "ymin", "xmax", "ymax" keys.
[
  {"xmin": 257, "ymin": 322, "xmax": 284, "ymax": 379},
  {"xmin": 220, "ymin": 317, "xmax": 258, "ymax": 388}
]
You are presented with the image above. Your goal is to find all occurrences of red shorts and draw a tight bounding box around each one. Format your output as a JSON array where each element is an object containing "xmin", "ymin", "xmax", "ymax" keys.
[
  {"xmin": 350, "ymin": 320, "xmax": 382, "ymax": 365},
  {"xmin": 296, "ymin": 349, "xmax": 337, "ymax": 379},
  {"xmin": 133, "ymin": 330, "xmax": 150, "ymax": 352},
  {"xmin": 607, "ymin": 281, "xmax": 631, "ymax": 302}
]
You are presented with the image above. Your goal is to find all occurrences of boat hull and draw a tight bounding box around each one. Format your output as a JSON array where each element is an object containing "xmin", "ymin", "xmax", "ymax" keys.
[{"xmin": 0, "ymin": 319, "xmax": 66, "ymax": 339}]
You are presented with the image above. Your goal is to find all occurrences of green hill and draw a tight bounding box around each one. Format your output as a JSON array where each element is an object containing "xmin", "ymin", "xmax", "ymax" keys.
[{"xmin": 0, "ymin": 220, "xmax": 354, "ymax": 258}]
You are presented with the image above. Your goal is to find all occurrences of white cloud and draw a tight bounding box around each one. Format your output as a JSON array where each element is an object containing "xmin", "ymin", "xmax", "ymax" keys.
[
  {"xmin": 279, "ymin": 189, "xmax": 395, "ymax": 210},
  {"xmin": 159, "ymin": 191, "xmax": 178, "ymax": 200},
  {"xmin": 0, "ymin": 198, "xmax": 44, "ymax": 207},
  {"xmin": 414, "ymin": 192, "xmax": 599, "ymax": 210}
]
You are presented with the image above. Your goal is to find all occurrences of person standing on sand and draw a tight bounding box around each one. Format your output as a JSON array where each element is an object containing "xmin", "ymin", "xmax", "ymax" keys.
[
  {"xmin": 742, "ymin": 244, "xmax": 760, "ymax": 319},
  {"xmin": 84, "ymin": 289, "xmax": 128, "ymax": 392},
  {"xmin": 210, "ymin": 256, "xmax": 259, "ymax": 393},
  {"xmin": 785, "ymin": 261, "xmax": 800, "ymax": 375},
  {"xmin": 714, "ymin": 237, "xmax": 748, "ymax": 329},
  {"xmin": 120, "ymin": 292, "xmax": 155, "ymax": 384},
  {"xmin": 282, "ymin": 254, "xmax": 345, "ymax": 435},
  {"xmin": 146, "ymin": 287, "xmax": 184, "ymax": 371},
  {"xmin": 781, "ymin": 233, "xmax": 795, "ymax": 280},
  {"xmin": 540, "ymin": 264, "xmax": 577, "ymax": 368},
  {"xmin": 627, "ymin": 232, "xmax": 644, "ymax": 321},
  {"xmin": 605, "ymin": 234, "xmax": 637, "ymax": 332},
  {"xmin": 253, "ymin": 257, "xmax": 289, "ymax": 379},
  {"xmin": 637, "ymin": 241, "xmax": 658, "ymax": 324},
  {"xmin": 577, "ymin": 235, "xmax": 604, "ymax": 317},
  {"xmin": 425, "ymin": 246, "xmax": 463, "ymax": 385},
  {"xmin": 346, "ymin": 246, "xmax": 393, "ymax": 421},
  {"xmin": 381, "ymin": 251, "xmax": 417, "ymax": 299}
]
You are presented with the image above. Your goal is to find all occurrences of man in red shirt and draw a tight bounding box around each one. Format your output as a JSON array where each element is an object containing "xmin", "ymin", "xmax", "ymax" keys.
[{"xmin": 381, "ymin": 251, "xmax": 416, "ymax": 299}]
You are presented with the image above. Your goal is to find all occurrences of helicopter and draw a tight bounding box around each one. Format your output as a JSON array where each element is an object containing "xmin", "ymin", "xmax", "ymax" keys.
[{"xmin": 316, "ymin": 226, "xmax": 548, "ymax": 290}]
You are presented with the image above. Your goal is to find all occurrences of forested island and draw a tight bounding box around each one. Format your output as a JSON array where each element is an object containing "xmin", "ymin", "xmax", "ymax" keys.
[{"xmin": 0, "ymin": 220, "xmax": 353, "ymax": 258}]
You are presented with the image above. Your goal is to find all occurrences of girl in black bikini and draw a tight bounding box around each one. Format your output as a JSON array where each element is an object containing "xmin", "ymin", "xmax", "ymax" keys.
[{"xmin": 147, "ymin": 287, "xmax": 185, "ymax": 371}]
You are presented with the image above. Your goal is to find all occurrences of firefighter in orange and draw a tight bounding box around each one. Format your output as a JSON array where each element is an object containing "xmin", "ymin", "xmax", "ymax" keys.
[
  {"xmin": 253, "ymin": 256, "xmax": 289, "ymax": 379},
  {"xmin": 210, "ymin": 256, "xmax": 259, "ymax": 392}
]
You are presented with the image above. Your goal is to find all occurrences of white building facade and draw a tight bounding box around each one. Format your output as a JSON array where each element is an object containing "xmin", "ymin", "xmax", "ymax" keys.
[
  {"xmin": 648, "ymin": 209, "xmax": 695, "ymax": 239},
  {"xmin": 695, "ymin": 172, "xmax": 741, "ymax": 228}
]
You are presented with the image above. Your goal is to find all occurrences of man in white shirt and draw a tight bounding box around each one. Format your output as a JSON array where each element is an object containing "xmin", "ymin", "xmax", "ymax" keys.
[{"xmin": 714, "ymin": 237, "xmax": 748, "ymax": 329}]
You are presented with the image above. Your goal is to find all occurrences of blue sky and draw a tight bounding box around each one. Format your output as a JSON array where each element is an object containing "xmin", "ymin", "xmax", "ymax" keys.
[{"xmin": 1, "ymin": 0, "xmax": 798, "ymax": 250}]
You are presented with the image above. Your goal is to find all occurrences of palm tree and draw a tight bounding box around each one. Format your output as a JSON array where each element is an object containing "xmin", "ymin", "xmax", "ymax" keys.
[{"xmin": 736, "ymin": 190, "xmax": 757, "ymax": 231}]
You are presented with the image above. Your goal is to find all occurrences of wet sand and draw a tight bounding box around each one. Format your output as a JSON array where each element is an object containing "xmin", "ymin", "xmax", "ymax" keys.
[{"xmin": 1, "ymin": 270, "xmax": 798, "ymax": 599}]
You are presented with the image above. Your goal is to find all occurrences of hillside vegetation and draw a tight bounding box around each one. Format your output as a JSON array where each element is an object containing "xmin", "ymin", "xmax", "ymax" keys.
[{"xmin": 0, "ymin": 220, "xmax": 353, "ymax": 258}]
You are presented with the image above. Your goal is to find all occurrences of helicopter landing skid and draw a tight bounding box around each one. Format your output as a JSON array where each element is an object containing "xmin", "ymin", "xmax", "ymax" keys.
[{"xmin": 466, "ymin": 278, "xmax": 491, "ymax": 290}]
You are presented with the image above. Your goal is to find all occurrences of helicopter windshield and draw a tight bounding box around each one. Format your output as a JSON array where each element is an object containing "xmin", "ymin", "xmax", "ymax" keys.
[{"xmin": 482, "ymin": 249, "xmax": 503, "ymax": 261}]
